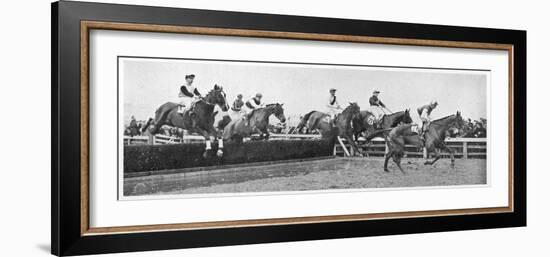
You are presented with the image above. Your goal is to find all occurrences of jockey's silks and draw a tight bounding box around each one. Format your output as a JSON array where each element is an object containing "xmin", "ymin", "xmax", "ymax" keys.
[
  {"xmin": 179, "ymin": 83, "xmax": 201, "ymax": 98},
  {"xmin": 329, "ymin": 95, "xmax": 337, "ymax": 105}
]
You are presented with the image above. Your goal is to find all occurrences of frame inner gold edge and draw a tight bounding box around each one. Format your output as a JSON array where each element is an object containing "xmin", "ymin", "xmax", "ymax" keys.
[{"xmin": 79, "ymin": 20, "xmax": 515, "ymax": 236}]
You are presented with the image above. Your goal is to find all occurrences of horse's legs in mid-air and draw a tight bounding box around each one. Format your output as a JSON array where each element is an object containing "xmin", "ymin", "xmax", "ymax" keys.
[
  {"xmin": 216, "ymin": 137, "xmax": 224, "ymax": 157},
  {"xmin": 207, "ymin": 126, "xmax": 223, "ymax": 157},
  {"xmin": 259, "ymin": 128, "xmax": 270, "ymax": 140},
  {"xmin": 196, "ymin": 128, "xmax": 214, "ymax": 158},
  {"xmin": 344, "ymin": 134, "xmax": 362, "ymax": 157}
]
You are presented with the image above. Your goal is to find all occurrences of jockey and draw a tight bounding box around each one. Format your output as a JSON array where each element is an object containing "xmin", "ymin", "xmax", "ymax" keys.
[
  {"xmin": 369, "ymin": 90, "xmax": 386, "ymax": 124},
  {"xmin": 417, "ymin": 100, "xmax": 438, "ymax": 138},
  {"xmin": 326, "ymin": 88, "xmax": 342, "ymax": 120},
  {"xmin": 177, "ymin": 74, "xmax": 201, "ymax": 115},
  {"xmin": 231, "ymin": 94, "xmax": 245, "ymax": 114},
  {"xmin": 244, "ymin": 93, "xmax": 264, "ymax": 125}
]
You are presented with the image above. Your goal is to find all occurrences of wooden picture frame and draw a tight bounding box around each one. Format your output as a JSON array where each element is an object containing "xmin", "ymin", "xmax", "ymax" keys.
[{"xmin": 52, "ymin": 1, "xmax": 526, "ymax": 256}]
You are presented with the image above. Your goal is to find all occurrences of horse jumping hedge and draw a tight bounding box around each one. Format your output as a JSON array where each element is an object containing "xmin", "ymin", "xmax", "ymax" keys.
[{"xmin": 124, "ymin": 139, "xmax": 334, "ymax": 173}]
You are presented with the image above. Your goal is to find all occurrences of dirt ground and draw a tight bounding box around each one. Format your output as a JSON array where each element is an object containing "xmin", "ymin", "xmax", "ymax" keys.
[{"xmin": 124, "ymin": 157, "xmax": 487, "ymax": 196}]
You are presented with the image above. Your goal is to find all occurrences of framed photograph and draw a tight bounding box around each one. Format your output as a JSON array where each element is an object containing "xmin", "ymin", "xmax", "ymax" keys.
[{"xmin": 52, "ymin": 1, "xmax": 526, "ymax": 256}]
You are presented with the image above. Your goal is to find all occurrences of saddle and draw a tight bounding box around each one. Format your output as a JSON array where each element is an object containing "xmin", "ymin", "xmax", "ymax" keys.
[{"xmin": 180, "ymin": 99, "xmax": 201, "ymax": 117}]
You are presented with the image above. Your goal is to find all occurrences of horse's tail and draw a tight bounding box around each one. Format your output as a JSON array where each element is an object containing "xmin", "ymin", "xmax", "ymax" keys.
[
  {"xmin": 147, "ymin": 104, "xmax": 173, "ymax": 134},
  {"xmin": 296, "ymin": 111, "xmax": 316, "ymax": 132},
  {"xmin": 141, "ymin": 118, "xmax": 154, "ymax": 133}
]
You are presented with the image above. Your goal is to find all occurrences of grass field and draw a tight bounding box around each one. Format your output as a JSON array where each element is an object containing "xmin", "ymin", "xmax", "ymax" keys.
[{"xmin": 124, "ymin": 157, "xmax": 487, "ymax": 196}]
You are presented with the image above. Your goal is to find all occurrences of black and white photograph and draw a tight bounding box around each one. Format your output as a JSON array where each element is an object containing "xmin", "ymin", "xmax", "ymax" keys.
[{"xmin": 120, "ymin": 57, "xmax": 488, "ymax": 198}]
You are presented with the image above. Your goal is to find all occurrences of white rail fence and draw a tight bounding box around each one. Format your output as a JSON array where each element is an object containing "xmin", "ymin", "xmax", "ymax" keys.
[
  {"xmin": 334, "ymin": 137, "xmax": 486, "ymax": 159},
  {"xmin": 124, "ymin": 134, "xmax": 486, "ymax": 159},
  {"xmin": 123, "ymin": 133, "xmax": 321, "ymax": 145}
]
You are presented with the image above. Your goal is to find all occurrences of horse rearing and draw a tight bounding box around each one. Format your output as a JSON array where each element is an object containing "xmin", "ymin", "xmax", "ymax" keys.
[
  {"xmin": 143, "ymin": 84, "xmax": 230, "ymax": 157},
  {"xmin": 222, "ymin": 103, "xmax": 286, "ymax": 143}
]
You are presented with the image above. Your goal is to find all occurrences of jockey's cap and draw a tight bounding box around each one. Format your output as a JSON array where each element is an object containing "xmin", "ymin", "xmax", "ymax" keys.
[
  {"xmin": 373, "ymin": 90, "xmax": 380, "ymax": 94},
  {"xmin": 256, "ymin": 93, "xmax": 263, "ymax": 98},
  {"xmin": 237, "ymin": 94, "xmax": 243, "ymax": 97},
  {"xmin": 185, "ymin": 74, "xmax": 195, "ymax": 79},
  {"xmin": 329, "ymin": 88, "xmax": 336, "ymax": 92},
  {"xmin": 431, "ymin": 100, "xmax": 438, "ymax": 106}
]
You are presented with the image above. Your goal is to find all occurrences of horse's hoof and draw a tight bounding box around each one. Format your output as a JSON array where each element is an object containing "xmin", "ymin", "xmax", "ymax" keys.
[
  {"xmin": 384, "ymin": 169, "xmax": 390, "ymax": 172},
  {"xmin": 423, "ymin": 161, "xmax": 430, "ymax": 165},
  {"xmin": 216, "ymin": 149, "xmax": 224, "ymax": 157}
]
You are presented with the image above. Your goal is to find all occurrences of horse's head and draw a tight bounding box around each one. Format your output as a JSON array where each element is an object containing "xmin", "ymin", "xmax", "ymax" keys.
[
  {"xmin": 345, "ymin": 102, "xmax": 361, "ymax": 119},
  {"xmin": 454, "ymin": 111, "xmax": 464, "ymax": 129},
  {"xmin": 402, "ymin": 109, "xmax": 413, "ymax": 124},
  {"xmin": 270, "ymin": 103, "xmax": 286, "ymax": 123},
  {"xmin": 207, "ymin": 84, "xmax": 229, "ymax": 112}
]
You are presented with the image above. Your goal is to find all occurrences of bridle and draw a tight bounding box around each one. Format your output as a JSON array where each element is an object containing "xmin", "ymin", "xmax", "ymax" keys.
[{"xmin": 200, "ymin": 90, "xmax": 227, "ymax": 107}]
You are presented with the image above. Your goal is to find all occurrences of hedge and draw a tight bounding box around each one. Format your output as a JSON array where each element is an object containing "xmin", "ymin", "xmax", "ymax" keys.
[{"xmin": 124, "ymin": 139, "xmax": 334, "ymax": 173}]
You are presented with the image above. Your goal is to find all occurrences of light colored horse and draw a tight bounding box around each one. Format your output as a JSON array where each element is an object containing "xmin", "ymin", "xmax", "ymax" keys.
[{"xmin": 222, "ymin": 103, "xmax": 286, "ymax": 143}]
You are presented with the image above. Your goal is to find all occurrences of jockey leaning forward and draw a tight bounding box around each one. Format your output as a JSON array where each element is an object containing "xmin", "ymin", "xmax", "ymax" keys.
[
  {"xmin": 368, "ymin": 90, "xmax": 387, "ymax": 126},
  {"xmin": 417, "ymin": 100, "xmax": 438, "ymax": 139},
  {"xmin": 177, "ymin": 74, "xmax": 202, "ymax": 116},
  {"xmin": 326, "ymin": 88, "xmax": 342, "ymax": 121},
  {"xmin": 244, "ymin": 93, "xmax": 265, "ymax": 126}
]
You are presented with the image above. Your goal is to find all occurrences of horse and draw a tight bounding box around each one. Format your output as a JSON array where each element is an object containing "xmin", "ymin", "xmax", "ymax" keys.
[
  {"xmin": 352, "ymin": 109, "xmax": 413, "ymax": 141},
  {"xmin": 222, "ymin": 103, "xmax": 286, "ymax": 143},
  {"xmin": 295, "ymin": 110, "xmax": 327, "ymax": 135},
  {"xmin": 142, "ymin": 84, "xmax": 230, "ymax": 157},
  {"xmin": 367, "ymin": 111, "xmax": 464, "ymax": 173},
  {"xmin": 421, "ymin": 111, "xmax": 465, "ymax": 166},
  {"xmin": 297, "ymin": 103, "xmax": 362, "ymax": 156}
]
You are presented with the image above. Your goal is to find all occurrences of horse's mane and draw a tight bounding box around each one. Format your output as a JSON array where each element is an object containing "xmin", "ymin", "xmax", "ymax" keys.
[
  {"xmin": 432, "ymin": 114, "xmax": 456, "ymax": 123},
  {"xmin": 387, "ymin": 110, "xmax": 404, "ymax": 117},
  {"xmin": 381, "ymin": 110, "xmax": 406, "ymax": 126},
  {"xmin": 250, "ymin": 103, "xmax": 280, "ymax": 115},
  {"xmin": 206, "ymin": 87, "xmax": 220, "ymax": 96},
  {"xmin": 342, "ymin": 103, "xmax": 358, "ymax": 113}
]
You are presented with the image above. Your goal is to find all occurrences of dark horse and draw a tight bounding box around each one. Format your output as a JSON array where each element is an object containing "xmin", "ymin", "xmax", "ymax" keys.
[
  {"xmin": 421, "ymin": 112, "xmax": 464, "ymax": 166},
  {"xmin": 352, "ymin": 109, "xmax": 413, "ymax": 141},
  {"xmin": 142, "ymin": 84, "xmax": 230, "ymax": 157},
  {"xmin": 367, "ymin": 111, "xmax": 464, "ymax": 173},
  {"xmin": 222, "ymin": 103, "xmax": 286, "ymax": 143},
  {"xmin": 297, "ymin": 103, "xmax": 362, "ymax": 156}
]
